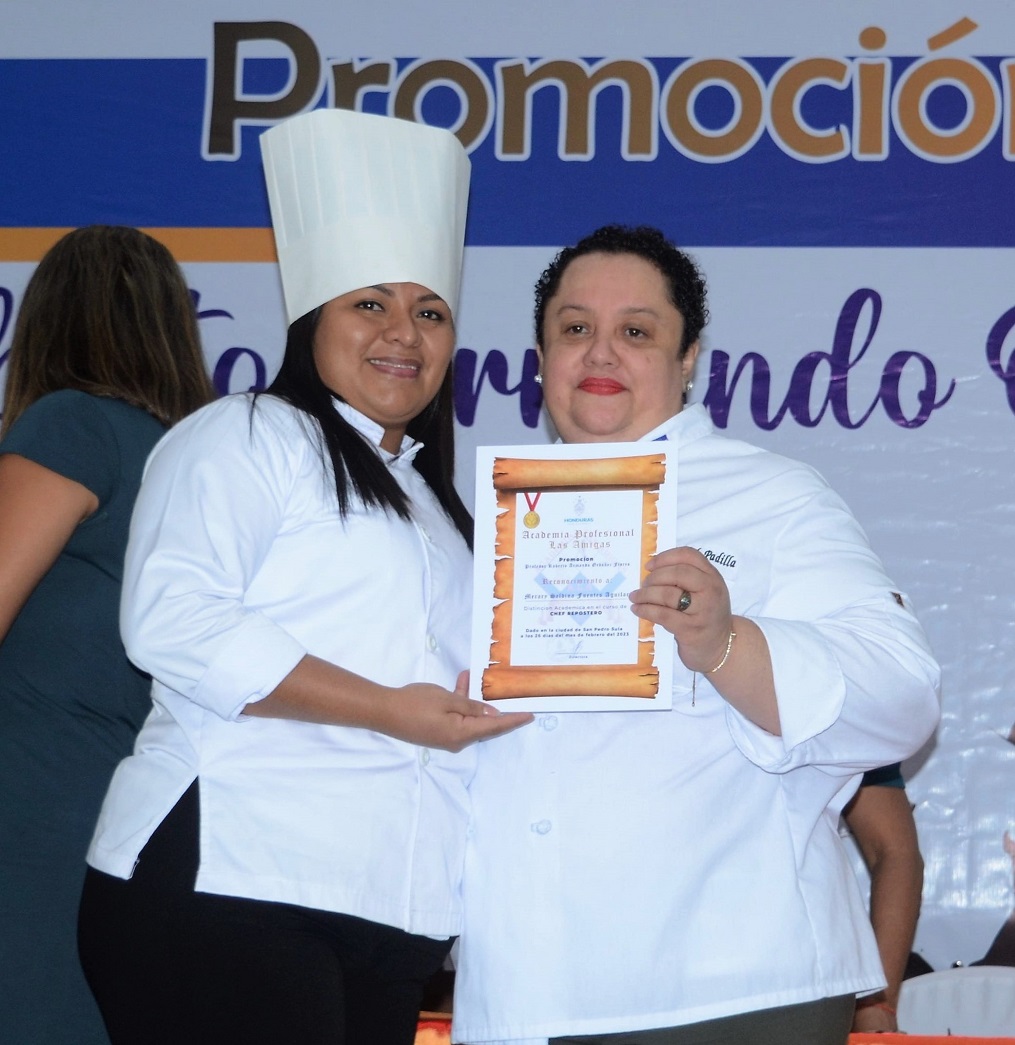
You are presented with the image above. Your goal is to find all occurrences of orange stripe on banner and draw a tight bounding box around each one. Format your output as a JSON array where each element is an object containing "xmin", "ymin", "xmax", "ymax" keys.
[{"xmin": 0, "ymin": 228, "xmax": 277, "ymax": 263}]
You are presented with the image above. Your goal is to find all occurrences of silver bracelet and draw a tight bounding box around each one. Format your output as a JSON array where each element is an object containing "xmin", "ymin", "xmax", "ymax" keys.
[{"xmin": 709, "ymin": 629, "xmax": 736, "ymax": 674}]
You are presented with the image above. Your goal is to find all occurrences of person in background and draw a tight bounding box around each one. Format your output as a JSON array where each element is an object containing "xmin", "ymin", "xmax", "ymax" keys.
[
  {"xmin": 844, "ymin": 764, "xmax": 925, "ymax": 1033},
  {"xmin": 78, "ymin": 110, "xmax": 530, "ymax": 1045},
  {"xmin": 0, "ymin": 225, "xmax": 213, "ymax": 1045},
  {"xmin": 973, "ymin": 830, "xmax": 1015, "ymax": 966},
  {"xmin": 452, "ymin": 224, "xmax": 941, "ymax": 1045},
  {"xmin": 970, "ymin": 724, "xmax": 1015, "ymax": 967}
]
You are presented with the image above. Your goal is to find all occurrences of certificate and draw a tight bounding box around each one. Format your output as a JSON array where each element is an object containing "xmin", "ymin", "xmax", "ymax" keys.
[{"xmin": 470, "ymin": 442, "xmax": 676, "ymax": 711}]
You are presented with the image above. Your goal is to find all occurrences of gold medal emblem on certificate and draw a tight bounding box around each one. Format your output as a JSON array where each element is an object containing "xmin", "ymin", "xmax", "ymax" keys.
[
  {"xmin": 522, "ymin": 491, "xmax": 541, "ymax": 529},
  {"xmin": 523, "ymin": 510, "xmax": 540, "ymax": 528}
]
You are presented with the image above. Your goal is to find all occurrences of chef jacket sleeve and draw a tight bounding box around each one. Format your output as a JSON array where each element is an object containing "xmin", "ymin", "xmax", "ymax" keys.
[
  {"xmin": 119, "ymin": 396, "xmax": 308, "ymax": 722},
  {"xmin": 724, "ymin": 463, "xmax": 940, "ymax": 776}
]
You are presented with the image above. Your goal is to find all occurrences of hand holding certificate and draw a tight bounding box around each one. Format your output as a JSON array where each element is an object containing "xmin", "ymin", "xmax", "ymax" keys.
[{"xmin": 470, "ymin": 442, "xmax": 677, "ymax": 711}]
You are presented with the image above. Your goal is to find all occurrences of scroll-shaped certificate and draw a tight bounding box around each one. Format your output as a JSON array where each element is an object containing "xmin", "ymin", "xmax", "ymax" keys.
[{"xmin": 470, "ymin": 442, "xmax": 676, "ymax": 712}]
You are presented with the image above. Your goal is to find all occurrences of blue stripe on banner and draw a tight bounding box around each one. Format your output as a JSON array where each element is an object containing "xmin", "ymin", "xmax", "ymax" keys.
[{"xmin": 2, "ymin": 55, "xmax": 1014, "ymax": 246}]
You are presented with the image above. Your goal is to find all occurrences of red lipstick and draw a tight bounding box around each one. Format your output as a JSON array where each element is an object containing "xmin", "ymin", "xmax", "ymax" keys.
[{"xmin": 578, "ymin": 377, "xmax": 625, "ymax": 395}]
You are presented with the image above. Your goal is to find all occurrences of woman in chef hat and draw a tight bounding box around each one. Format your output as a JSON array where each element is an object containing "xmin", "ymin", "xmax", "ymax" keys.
[{"xmin": 79, "ymin": 108, "xmax": 531, "ymax": 1045}]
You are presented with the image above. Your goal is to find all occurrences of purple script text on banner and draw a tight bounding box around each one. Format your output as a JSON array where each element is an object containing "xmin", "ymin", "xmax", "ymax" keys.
[
  {"xmin": 703, "ymin": 288, "xmax": 955, "ymax": 430},
  {"xmin": 453, "ymin": 347, "xmax": 543, "ymax": 428},
  {"xmin": 986, "ymin": 305, "xmax": 1015, "ymax": 414}
]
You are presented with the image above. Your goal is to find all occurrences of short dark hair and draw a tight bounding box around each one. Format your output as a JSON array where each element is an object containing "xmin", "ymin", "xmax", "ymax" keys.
[
  {"xmin": 2, "ymin": 225, "xmax": 213, "ymax": 436},
  {"xmin": 533, "ymin": 224, "xmax": 708, "ymax": 354},
  {"xmin": 258, "ymin": 308, "xmax": 472, "ymax": 548}
]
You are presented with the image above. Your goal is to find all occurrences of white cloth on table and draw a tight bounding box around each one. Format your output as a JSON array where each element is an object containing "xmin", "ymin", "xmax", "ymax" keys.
[{"xmin": 897, "ymin": 966, "xmax": 1015, "ymax": 1035}]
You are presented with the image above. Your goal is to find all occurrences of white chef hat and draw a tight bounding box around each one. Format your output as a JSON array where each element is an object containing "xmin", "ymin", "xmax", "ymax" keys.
[{"xmin": 260, "ymin": 108, "xmax": 471, "ymax": 325}]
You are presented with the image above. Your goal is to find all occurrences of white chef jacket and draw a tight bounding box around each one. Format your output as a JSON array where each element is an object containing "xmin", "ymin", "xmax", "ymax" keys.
[
  {"xmin": 87, "ymin": 393, "xmax": 475, "ymax": 937},
  {"xmin": 452, "ymin": 405, "xmax": 941, "ymax": 1044}
]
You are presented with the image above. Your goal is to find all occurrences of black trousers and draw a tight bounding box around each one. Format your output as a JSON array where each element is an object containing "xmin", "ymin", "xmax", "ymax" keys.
[
  {"xmin": 78, "ymin": 782, "xmax": 452, "ymax": 1045},
  {"xmin": 551, "ymin": 994, "xmax": 856, "ymax": 1045}
]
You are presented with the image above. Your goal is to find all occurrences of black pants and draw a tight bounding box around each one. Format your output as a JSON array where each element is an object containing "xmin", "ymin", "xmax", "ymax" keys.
[
  {"xmin": 78, "ymin": 783, "xmax": 452, "ymax": 1045},
  {"xmin": 551, "ymin": 994, "xmax": 855, "ymax": 1045}
]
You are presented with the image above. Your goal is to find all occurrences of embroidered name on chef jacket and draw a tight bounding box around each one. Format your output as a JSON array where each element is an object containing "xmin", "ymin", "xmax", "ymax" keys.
[{"xmin": 699, "ymin": 548, "xmax": 737, "ymax": 568}]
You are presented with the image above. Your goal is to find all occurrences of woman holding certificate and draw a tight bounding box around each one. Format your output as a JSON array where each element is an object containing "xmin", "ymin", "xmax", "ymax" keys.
[
  {"xmin": 453, "ymin": 225, "xmax": 940, "ymax": 1045},
  {"xmin": 78, "ymin": 110, "xmax": 529, "ymax": 1045}
]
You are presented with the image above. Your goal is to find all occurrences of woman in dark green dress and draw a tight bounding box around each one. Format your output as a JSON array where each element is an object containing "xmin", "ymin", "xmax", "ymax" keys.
[{"xmin": 0, "ymin": 226, "xmax": 213, "ymax": 1044}]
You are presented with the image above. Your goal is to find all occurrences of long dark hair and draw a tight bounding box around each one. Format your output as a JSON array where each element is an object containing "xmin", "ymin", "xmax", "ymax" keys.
[
  {"xmin": 258, "ymin": 308, "xmax": 472, "ymax": 548},
  {"xmin": 2, "ymin": 225, "xmax": 213, "ymax": 436}
]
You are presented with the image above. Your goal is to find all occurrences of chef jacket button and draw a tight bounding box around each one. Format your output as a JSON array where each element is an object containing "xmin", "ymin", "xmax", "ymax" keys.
[
  {"xmin": 541, "ymin": 715, "xmax": 559, "ymax": 731},
  {"xmin": 427, "ymin": 634, "xmax": 438, "ymax": 652},
  {"xmin": 531, "ymin": 819, "xmax": 552, "ymax": 835},
  {"xmin": 420, "ymin": 748, "xmax": 431, "ymax": 766}
]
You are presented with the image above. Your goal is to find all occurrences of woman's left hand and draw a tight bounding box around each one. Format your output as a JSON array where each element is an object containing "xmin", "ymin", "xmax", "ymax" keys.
[
  {"xmin": 630, "ymin": 546, "xmax": 780, "ymax": 733},
  {"xmin": 629, "ymin": 546, "xmax": 734, "ymax": 674}
]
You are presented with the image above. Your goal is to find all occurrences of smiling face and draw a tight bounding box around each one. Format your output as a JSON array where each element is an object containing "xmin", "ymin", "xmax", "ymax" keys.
[
  {"xmin": 538, "ymin": 251, "xmax": 699, "ymax": 443},
  {"xmin": 312, "ymin": 282, "xmax": 455, "ymax": 452}
]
